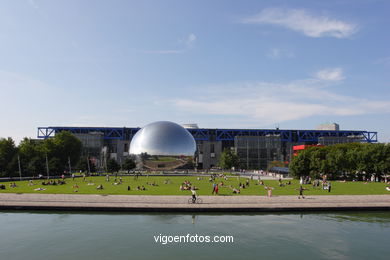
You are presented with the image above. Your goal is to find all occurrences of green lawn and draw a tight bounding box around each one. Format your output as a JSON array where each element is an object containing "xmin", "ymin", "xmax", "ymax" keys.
[{"xmin": 0, "ymin": 175, "xmax": 389, "ymax": 196}]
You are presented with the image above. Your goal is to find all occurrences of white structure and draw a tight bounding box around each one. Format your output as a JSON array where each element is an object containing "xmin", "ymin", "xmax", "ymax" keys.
[
  {"xmin": 316, "ymin": 123, "xmax": 340, "ymax": 131},
  {"xmin": 182, "ymin": 123, "xmax": 199, "ymax": 129}
]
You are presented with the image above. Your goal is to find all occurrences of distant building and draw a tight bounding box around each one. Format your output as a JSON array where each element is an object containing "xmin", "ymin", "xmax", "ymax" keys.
[
  {"xmin": 316, "ymin": 123, "xmax": 340, "ymax": 131},
  {"xmin": 182, "ymin": 123, "xmax": 199, "ymax": 129},
  {"xmin": 37, "ymin": 124, "xmax": 377, "ymax": 170}
]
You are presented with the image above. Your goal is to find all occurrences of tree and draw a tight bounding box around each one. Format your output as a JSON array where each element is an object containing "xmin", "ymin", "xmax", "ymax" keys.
[
  {"xmin": 218, "ymin": 148, "xmax": 239, "ymax": 170},
  {"xmin": 107, "ymin": 158, "xmax": 120, "ymax": 173},
  {"xmin": 76, "ymin": 156, "xmax": 96, "ymax": 173},
  {"xmin": 289, "ymin": 142, "xmax": 390, "ymax": 180},
  {"xmin": 39, "ymin": 131, "xmax": 82, "ymax": 175},
  {"xmin": 308, "ymin": 146, "xmax": 327, "ymax": 179},
  {"xmin": 18, "ymin": 138, "xmax": 45, "ymax": 176},
  {"xmin": 0, "ymin": 137, "xmax": 18, "ymax": 177},
  {"xmin": 48, "ymin": 157, "xmax": 63, "ymax": 175},
  {"xmin": 48, "ymin": 131, "xmax": 82, "ymax": 167},
  {"xmin": 123, "ymin": 157, "xmax": 136, "ymax": 173},
  {"xmin": 289, "ymin": 149, "xmax": 311, "ymax": 178}
]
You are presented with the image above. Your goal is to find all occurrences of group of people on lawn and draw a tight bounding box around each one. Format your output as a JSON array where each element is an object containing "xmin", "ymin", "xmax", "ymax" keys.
[{"xmin": 180, "ymin": 180, "xmax": 198, "ymax": 191}]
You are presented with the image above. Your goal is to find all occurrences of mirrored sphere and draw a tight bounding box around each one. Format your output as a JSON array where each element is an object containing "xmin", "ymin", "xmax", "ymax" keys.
[{"xmin": 129, "ymin": 121, "xmax": 196, "ymax": 170}]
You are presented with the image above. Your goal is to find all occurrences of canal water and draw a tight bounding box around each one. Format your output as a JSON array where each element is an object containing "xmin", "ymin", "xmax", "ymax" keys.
[{"xmin": 1, "ymin": 211, "xmax": 389, "ymax": 260}]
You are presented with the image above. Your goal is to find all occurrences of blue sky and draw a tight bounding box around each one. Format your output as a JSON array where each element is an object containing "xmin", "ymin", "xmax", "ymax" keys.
[{"xmin": 1, "ymin": 0, "xmax": 389, "ymax": 143}]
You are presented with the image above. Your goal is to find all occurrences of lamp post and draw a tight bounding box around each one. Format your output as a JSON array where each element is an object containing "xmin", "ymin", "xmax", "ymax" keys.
[
  {"xmin": 18, "ymin": 155, "xmax": 22, "ymax": 181},
  {"xmin": 68, "ymin": 156, "xmax": 72, "ymax": 175},
  {"xmin": 45, "ymin": 153, "xmax": 50, "ymax": 179}
]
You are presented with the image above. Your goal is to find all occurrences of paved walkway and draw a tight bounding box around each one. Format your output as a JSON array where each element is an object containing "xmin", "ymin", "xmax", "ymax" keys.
[{"xmin": 1, "ymin": 193, "xmax": 389, "ymax": 212}]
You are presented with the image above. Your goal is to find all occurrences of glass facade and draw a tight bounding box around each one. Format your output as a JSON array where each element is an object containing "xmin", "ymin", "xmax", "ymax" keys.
[{"xmin": 234, "ymin": 136, "xmax": 284, "ymax": 170}]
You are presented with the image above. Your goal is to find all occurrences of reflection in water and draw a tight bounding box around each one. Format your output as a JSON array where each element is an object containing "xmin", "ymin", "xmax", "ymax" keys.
[
  {"xmin": 0, "ymin": 211, "xmax": 389, "ymax": 260},
  {"xmin": 324, "ymin": 212, "xmax": 390, "ymax": 226}
]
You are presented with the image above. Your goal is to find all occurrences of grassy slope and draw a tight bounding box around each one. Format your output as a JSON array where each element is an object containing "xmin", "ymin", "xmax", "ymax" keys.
[{"xmin": 0, "ymin": 176, "xmax": 389, "ymax": 196}]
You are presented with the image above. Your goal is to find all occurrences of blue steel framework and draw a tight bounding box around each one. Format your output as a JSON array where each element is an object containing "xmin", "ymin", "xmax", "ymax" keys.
[{"xmin": 37, "ymin": 126, "xmax": 378, "ymax": 143}]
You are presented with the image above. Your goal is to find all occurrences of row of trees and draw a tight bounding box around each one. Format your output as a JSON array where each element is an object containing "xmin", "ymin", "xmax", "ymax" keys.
[
  {"xmin": 0, "ymin": 132, "xmax": 137, "ymax": 178},
  {"xmin": 289, "ymin": 143, "xmax": 390, "ymax": 180},
  {"xmin": 0, "ymin": 132, "xmax": 82, "ymax": 178}
]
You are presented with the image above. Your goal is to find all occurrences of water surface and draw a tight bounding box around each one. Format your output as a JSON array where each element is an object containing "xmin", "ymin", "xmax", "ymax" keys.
[{"xmin": 1, "ymin": 211, "xmax": 389, "ymax": 260}]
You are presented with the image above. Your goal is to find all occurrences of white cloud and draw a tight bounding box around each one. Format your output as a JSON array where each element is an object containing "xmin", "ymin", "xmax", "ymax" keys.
[
  {"xmin": 315, "ymin": 68, "xmax": 345, "ymax": 81},
  {"xmin": 28, "ymin": 0, "xmax": 39, "ymax": 9},
  {"xmin": 184, "ymin": 33, "xmax": 196, "ymax": 48},
  {"xmin": 266, "ymin": 48, "xmax": 295, "ymax": 59},
  {"xmin": 142, "ymin": 33, "xmax": 196, "ymax": 54},
  {"xmin": 170, "ymin": 75, "xmax": 390, "ymax": 126},
  {"xmin": 242, "ymin": 8, "xmax": 358, "ymax": 38},
  {"xmin": 374, "ymin": 56, "xmax": 390, "ymax": 66}
]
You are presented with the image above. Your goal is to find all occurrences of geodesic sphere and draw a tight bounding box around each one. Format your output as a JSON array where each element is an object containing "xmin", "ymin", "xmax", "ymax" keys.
[{"xmin": 129, "ymin": 121, "xmax": 196, "ymax": 170}]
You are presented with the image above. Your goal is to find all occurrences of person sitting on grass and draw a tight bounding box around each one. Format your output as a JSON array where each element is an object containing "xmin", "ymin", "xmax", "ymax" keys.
[
  {"xmin": 257, "ymin": 180, "xmax": 264, "ymax": 185},
  {"xmin": 127, "ymin": 185, "xmax": 131, "ymax": 191},
  {"xmin": 232, "ymin": 188, "xmax": 240, "ymax": 194},
  {"xmin": 96, "ymin": 184, "xmax": 104, "ymax": 190},
  {"xmin": 10, "ymin": 182, "xmax": 17, "ymax": 188},
  {"xmin": 73, "ymin": 184, "xmax": 79, "ymax": 192}
]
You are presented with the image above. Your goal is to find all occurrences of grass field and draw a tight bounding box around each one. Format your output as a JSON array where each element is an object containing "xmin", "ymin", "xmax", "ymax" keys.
[{"xmin": 1, "ymin": 175, "xmax": 389, "ymax": 196}]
